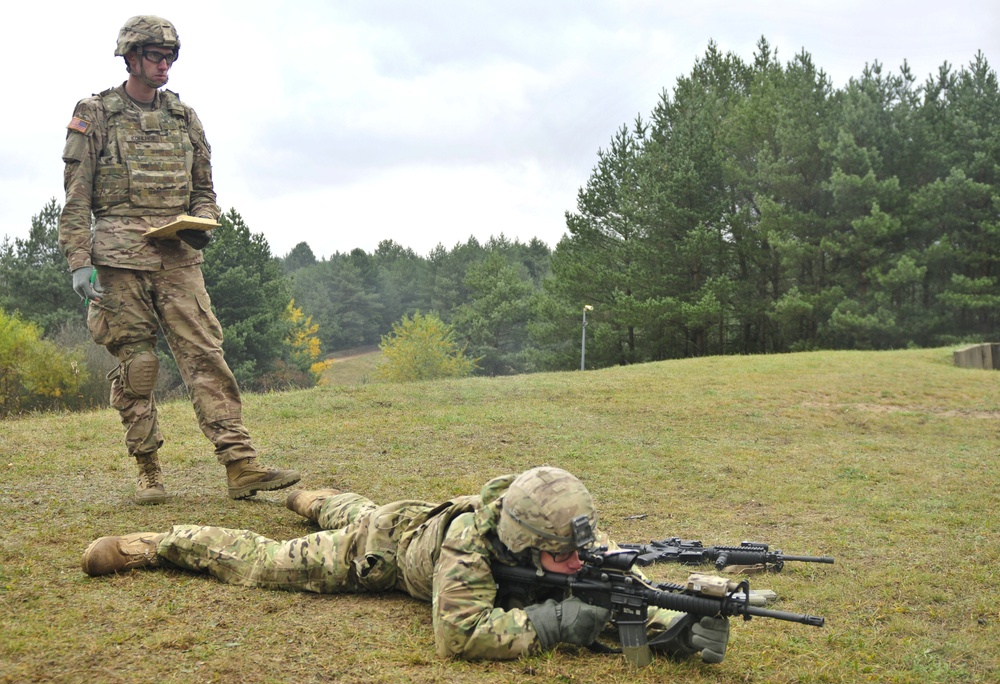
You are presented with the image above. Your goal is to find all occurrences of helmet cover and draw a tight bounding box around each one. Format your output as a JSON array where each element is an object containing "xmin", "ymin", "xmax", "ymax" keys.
[
  {"xmin": 115, "ymin": 15, "xmax": 181, "ymax": 57},
  {"xmin": 498, "ymin": 467, "xmax": 597, "ymax": 554}
]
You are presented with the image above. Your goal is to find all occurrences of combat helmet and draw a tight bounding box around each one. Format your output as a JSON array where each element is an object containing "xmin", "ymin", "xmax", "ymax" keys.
[
  {"xmin": 115, "ymin": 16, "xmax": 181, "ymax": 58},
  {"xmin": 498, "ymin": 467, "xmax": 597, "ymax": 555}
]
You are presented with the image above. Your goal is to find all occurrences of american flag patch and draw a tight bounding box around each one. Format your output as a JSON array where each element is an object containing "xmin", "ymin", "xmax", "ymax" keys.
[{"xmin": 68, "ymin": 117, "xmax": 90, "ymax": 134}]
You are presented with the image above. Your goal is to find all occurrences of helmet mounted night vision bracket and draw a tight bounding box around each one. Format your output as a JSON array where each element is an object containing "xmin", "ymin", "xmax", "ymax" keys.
[{"xmin": 570, "ymin": 514, "xmax": 595, "ymax": 548}]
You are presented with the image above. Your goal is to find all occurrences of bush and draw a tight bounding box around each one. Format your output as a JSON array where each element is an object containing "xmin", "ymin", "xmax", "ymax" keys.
[
  {"xmin": 50, "ymin": 320, "xmax": 117, "ymax": 410},
  {"xmin": 0, "ymin": 309, "xmax": 88, "ymax": 417},
  {"xmin": 372, "ymin": 312, "xmax": 476, "ymax": 383}
]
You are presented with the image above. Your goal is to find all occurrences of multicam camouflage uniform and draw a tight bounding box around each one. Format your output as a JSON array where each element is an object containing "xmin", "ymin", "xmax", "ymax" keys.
[
  {"xmin": 58, "ymin": 81, "xmax": 255, "ymax": 465},
  {"xmin": 155, "ymin": 475, "xmax": 682, "ymax": 660}
]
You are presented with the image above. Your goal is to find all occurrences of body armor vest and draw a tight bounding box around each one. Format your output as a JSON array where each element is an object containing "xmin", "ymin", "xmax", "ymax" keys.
[{"xmin": 93, "ymin": 88, "xmax": 194, "ymax": 217}]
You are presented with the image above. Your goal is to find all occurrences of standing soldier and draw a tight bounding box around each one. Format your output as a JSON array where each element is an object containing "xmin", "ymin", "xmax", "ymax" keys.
[{"xmin": 58, "ymin": 16, "xmax": 300, "ymax": 504}]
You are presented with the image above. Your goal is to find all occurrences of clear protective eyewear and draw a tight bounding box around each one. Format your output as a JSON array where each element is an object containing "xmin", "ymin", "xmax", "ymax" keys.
[
  {"xmin": 142, "ymin": 49, "xmax": 177, "ymax": 66},
  {"xmin": 550, "ymin": 549, "xmax": 577, "ymax": 563}
]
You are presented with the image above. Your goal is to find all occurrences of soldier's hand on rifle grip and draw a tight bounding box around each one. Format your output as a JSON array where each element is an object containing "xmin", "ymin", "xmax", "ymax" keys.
[{"xmin": 525, "ymin": 597, "xmax": 612, "ymax": 649}]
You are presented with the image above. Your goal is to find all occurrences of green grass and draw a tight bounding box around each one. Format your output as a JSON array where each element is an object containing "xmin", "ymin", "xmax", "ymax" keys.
[
  {"xmin": 1, "ymin": 348, "xmax": 998, "ymax": 683},
  {"xmin": 321, "ymin": 346, "xmax": 381, "ymax": 386}
]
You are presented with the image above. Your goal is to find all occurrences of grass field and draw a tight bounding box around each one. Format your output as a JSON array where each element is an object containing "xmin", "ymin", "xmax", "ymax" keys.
[
  {"xmin": 320, "ymin": 347, "xmax": 381, "ymax": 386},
  {"xmin": 1, "ymin": 348, "xmax": 997, "ymax": 683}
]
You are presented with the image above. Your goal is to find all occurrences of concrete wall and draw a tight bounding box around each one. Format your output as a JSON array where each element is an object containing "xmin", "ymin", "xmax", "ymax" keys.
[{"xmin": 953, "ymin": 343, "xmax": 1000, "ymax": 369}]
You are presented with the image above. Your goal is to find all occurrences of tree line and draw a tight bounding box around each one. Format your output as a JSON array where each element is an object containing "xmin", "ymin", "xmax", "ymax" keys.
[
  {"xmin": 559, "ymin": 39, "xmax": 1000, "ymax": 364},
  {"xmin": 282, "ymin": 39, "xmax": 1000, "ymax": 369},
  {"xmin": 2, "ymin": 38, "xmax": 998, "ymax": 413}
]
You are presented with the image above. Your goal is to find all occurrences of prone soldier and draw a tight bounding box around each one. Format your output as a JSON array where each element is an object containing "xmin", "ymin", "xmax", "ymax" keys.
[{"xmin": 81, "ymin": 467, "xmax": 730, "ymax": 662}]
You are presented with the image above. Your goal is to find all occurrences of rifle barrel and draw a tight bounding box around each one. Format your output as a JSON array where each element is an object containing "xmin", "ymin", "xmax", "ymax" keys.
[
  {"xmin": 781, "ymin": 554, "xmax": 835, "ymax": 564},
  {"xmin": 641, "ymin": 585, "xmax": 825, "ymax": 627}
]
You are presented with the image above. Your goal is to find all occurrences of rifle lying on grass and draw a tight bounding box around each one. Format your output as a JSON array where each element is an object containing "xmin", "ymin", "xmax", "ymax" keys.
[
  {"xmin": 619, "ymin": 538, "xmax": 835, "ymax": 571},
  {"xmin": 492, "ymin": 547, "xmax": 825, "ymax": 667}
]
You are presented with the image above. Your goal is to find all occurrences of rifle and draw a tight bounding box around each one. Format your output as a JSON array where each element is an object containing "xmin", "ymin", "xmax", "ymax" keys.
[
  {"xmin": 619, "ymin": 538, "xmax": 835, "ymax": 571},
  {"xmin": 491, "ymin": 547, "xmax": 825, "ymax": 667}
]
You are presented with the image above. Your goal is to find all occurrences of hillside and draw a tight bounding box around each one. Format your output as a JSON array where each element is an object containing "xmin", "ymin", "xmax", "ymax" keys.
[{"xmin": 1, "ymin": 348, "xmax": 997, "ymax": 683}]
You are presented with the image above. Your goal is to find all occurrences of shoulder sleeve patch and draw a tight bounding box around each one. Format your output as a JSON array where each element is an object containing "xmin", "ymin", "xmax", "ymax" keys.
[{"xmin": 67, "ymin": 117, "xmax": 91, "ymax": 134}]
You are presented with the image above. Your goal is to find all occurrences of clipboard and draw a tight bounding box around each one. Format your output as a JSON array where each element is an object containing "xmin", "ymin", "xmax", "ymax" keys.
[{"xmin": 144, "ymin": 215, "xmax": 220, "ymax": 240}]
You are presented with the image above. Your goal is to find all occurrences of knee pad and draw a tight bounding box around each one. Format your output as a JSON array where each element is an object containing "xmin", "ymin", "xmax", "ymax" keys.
[{"xmin": 112, "ymin": 349, "xmax": 160, "ymax": 398}]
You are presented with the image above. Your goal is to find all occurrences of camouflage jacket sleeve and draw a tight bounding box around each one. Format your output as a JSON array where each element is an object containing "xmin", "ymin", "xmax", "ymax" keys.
[
  {"xmin": 431, "ymin": 510, "xmax": 540, "ymax": 660},
  {"xmin": 183, "ymin": 104, "xmax": 221, "ymax": 221},
  {"xmin": 58, "ymin": 96, "xmax": 104, "ymax": 272}
]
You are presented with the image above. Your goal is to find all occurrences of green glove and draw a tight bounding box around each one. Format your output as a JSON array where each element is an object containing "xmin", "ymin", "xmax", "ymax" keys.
[
  {"xmin": 525, "ymin": 597, "xmax": 611, "ymax": 649},
  {"xmin": 690, "ymin": 616, "xmax": 730, "ymax": 663},
  {"xmin": 651, "ymin": 614, "xmax": 730, "ymax": 663},
  {"xmin": 72, "ymin": 267, "xmax": 104, "ymax": 301}
]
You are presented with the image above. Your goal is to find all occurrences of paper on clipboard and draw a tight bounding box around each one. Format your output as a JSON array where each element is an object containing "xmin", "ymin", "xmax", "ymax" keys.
[{"xmin": 144, "ymin": 215, "xmax": 220, "ymax": 240}]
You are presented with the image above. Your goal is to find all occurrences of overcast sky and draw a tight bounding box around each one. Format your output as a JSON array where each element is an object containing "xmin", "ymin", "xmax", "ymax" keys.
[{"xmin": 2, "ymin": 1, "xmax": 997, "ymax": 260}]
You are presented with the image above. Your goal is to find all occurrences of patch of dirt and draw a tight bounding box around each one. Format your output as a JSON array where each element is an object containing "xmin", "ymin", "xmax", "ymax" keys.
[{"xmin": 801, "ymin": 401, "xmax": 1000, "ymax": 419}]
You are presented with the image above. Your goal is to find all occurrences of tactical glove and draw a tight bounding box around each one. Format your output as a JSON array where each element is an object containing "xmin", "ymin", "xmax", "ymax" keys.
[
  {"xmin": 525, "ymin": 597, "xmax": 611, "ymax": 649},
  {"xmin": 72, "ymin": 267, "xmax": 104, "ymax": 302},
  {"xmin": 651, "ymin": 614, "xmax": 730, "ymax": 663},
  {"xmin": 690, "ymin": 616, "xmax": 730, "ymax": 663},
  {"xmin": 178, "ymin": 229, "xmax": 212, "ymax": 250}
]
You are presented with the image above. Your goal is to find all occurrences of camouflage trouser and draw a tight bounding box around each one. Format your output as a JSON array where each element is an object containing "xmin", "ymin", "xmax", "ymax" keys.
[
  {"xmin": 158, "ymin": 493, "xmax": 438, "ymax": 594},
  {"xmin": 87, "ymin": 264, "xmax": 254, "ymax": 464}
]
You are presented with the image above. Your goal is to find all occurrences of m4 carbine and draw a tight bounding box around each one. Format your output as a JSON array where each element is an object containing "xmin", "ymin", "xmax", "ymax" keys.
[
  {"xmin": 492, "ymin": 547, "xmax": 825, "ymax": 667},
  {"xmin": 620, "ymin": 538, "xmax": 835, "ymax": 571}
]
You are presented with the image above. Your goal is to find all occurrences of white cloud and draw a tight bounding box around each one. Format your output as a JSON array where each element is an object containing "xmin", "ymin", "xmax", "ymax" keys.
[
  {"xmin": 2, "ymin": 0, "xmax": 998, "ymax": 261},
  {"xmin": 229, "ymin": 158, "xmax": 578, "ymax": 258}
]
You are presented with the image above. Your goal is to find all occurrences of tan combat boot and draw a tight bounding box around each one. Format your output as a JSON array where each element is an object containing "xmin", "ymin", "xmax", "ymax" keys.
[
  {"xmin": 285, "ymin": 488, "xmax": 342, "ymax": 521},
  {"xmin": 135, "ymin": 452, "xmax": 167, "ymax": 505},
  {"xmin": 226, "ymin": 458, "xmax": 301, "ymax": 500},
  {"xmin": 81, "ymin": 532, "xmax": 165, "ymax": 576}
]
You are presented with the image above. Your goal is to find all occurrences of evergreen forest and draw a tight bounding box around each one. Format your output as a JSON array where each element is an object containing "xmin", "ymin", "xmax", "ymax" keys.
[{"xmin": 2, "ymin": 39, "xmax": 999, "ymax": 411}]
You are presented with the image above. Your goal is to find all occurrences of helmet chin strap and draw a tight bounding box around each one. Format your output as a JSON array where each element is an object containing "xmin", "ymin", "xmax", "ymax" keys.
[
  {"xmin": 530, "ymin": 549, "xmax": 545, "ymax": 575},
  {"xmin": 129, "ymin": 49, "xmax": 167, "ymax": 92}
]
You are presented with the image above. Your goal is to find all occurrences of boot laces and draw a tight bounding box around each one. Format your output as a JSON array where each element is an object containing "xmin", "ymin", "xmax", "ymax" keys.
[{"xmin": 137, "ymin": 458, "xmax": 164, "ymax": 488}]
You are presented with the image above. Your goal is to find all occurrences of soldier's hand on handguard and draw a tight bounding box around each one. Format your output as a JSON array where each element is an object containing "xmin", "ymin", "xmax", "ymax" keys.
[
  {"xmin": 652, "ymin": 614, "xmax": 730, "ymax": 663},
  {"xmin": 525, "ymin": 597, "xmax": 612, "ymax": 649},
  {"xmin": 690, "ymin": 616, "xmax": 730, "ymax": 663},
  {"xmin": 178, "ymin": 229, "xmax": 212, "ymax": 250},
  {"xmin": 72, "ymin": 267, "xmax": 104, "ymax": 302}
]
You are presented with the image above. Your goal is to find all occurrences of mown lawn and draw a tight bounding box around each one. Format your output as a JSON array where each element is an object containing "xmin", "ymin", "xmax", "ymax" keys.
[{"xmin": 1, "ymin": 348, "xmax": 997, "ymax": 683}]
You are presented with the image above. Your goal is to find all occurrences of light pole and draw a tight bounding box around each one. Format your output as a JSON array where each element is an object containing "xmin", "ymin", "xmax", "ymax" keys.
[{"xmin": 581, "ymin": 305, "xmax": 593, "ymax": 370}]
